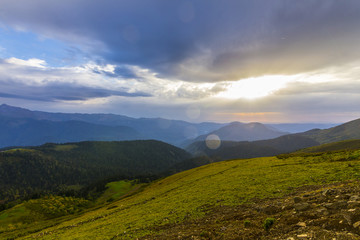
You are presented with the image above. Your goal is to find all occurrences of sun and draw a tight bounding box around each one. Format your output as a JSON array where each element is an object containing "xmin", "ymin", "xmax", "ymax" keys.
[{"xmin": 217, "ymin": 75, "xmax": 294, "ymax": 99}]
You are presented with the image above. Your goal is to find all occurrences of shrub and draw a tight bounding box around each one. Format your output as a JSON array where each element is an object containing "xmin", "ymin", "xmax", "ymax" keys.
[
  {"xmin": 263, "ymin": 217, "xmax": 275, "ymax": 231},
  {"xmin": 243, "ymin": 219, "xmax": 251, "ymax": 228},
  {"xmin": 200, "ymin": 231, "xmax": 210, "ymax": 238},
  {"xmin": 25, "ymin": 195, "xmax": 89, "ymax": 218}
]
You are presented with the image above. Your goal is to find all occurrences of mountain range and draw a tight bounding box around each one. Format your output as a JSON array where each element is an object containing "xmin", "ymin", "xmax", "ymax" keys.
[
  {"xmin": 186, "ymin": 134, "xmax": 320, "ymax": 159},
  {"xmin": 190, "ymin": 121, "xmax": 287, "ymax": 142},
  {"xmin": 0, "ymin": 104, "xmax": 290, "ymax": 148},
  {"xmin": 0, "ymin": 104, "xmax": 225, "ymax": 147},
  {"xmin": 0, "ymin": 104, "xmax": 352, "ymax": 155},
  {"xmin": 187, "ymin": 118, "xmax": 360, "ymax": 160},
  {"xmin": 1, "ymin": 106, "xmax": 360, "ymax": 239}
]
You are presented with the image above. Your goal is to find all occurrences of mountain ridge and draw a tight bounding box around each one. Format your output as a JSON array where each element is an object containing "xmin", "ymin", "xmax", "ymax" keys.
[
  {"xmin": 299, "ymin": 118, "xmax": 360, "ymax": 144},
  {"xmin": 0, "ymin": 115, "xmax": 143, "ymax": 148},
  {"xmin": 0, "ymin": 104, "xmax": 226, "ymax": 146},
  {"xmin": 187, "ymin": 121, "xmax": 288, "ymax": 146},
  {"xmin": 187, "ymin": 134, "xmax": 320, "ymax": 160}
]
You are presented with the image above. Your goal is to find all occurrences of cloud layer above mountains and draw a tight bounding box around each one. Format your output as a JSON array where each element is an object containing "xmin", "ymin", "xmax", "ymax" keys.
[{"xmin": 0, "ymin": 0, "xmax": 360, "ymax": 122}]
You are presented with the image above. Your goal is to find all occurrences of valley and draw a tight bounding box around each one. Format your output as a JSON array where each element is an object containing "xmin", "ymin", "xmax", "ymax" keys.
[
  {"xmin": 2, "ymin": 140, "xmax": 360, "ymax": 239},
  {"xmin": 2, "ymin": 105, "xmax": 360, "ymax": 239}
]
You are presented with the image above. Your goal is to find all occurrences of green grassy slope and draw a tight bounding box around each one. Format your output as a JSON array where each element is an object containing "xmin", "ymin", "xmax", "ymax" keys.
[
  {"xmin": 0, "ymin": 180, "xmax": 141, "ymax": 239},
  {"xmin": 96, "ymin": 180, "xmax": 140, "ymax": 204},
  {"xmin": 2, "ymin": 149, "xmax": 360, "ymax": 239},
  {"xmin": 298, "ymin": 139, "xmax": 360, "ymax": 153},
  {"xmin": 187, "ymin": 134, "xmax": 319, "ymax": 160},
  {"xmin": 300, "ymin": 118, "xmax": 360, "ymax": 144}
]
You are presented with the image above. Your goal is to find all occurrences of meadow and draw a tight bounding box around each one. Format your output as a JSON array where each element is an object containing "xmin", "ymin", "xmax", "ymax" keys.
[{"xmin": 1, "ymin": 149, "xmax": 360, "ymax": 239}]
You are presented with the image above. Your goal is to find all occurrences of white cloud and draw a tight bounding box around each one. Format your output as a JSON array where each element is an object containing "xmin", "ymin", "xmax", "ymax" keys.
[
  {"xmin": 5, "ymin": 57, "xmax": 47, "ymax": 68},
  {"xmin": 1, "ymin": 56, "xmax": 360, "ymax": 123}
]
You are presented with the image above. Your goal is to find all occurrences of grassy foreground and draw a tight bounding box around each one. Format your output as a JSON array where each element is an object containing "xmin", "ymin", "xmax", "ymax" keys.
[{"xmin": 2, "ymin": 149, "xmax": 360, "ymax": 239}]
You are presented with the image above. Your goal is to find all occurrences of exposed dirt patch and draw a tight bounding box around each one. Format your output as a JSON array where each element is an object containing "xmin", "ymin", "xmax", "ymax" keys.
[{"xmin": 140, "ymin": 181, "xmax": 360, "ymax": 239}]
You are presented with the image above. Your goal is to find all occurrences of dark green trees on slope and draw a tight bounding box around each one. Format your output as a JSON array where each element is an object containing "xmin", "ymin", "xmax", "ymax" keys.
[{"xmin": 0, "ymin": 140, "xmax": 190, "ymax": 203}]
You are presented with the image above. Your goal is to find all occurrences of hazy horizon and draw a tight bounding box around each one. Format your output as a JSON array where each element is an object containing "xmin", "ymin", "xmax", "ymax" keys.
[{"xmin": 0, "ymin": 103, "xmax": 343, "ymax": 125}]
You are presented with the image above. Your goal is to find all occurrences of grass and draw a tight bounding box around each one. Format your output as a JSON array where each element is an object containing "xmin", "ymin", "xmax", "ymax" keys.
[
  {"xmin": 1, "ymin": 148, "xmax": 37, "ymax": 154},
  {"xmin": 0, "ymin": 181, "xmax": 142, "ymax": 239},
  {"xmin": 53, "ymin": 145, "xmax": 78, "ymax": 151},
  {"xmin": 96, "ymin": 180, "xmax": 140, "ymax": 203},
  {"xmin": 298, "ymin": 139, "xmax": 360, "ymax": 153},
  {"xmin": 1, "ymin": 149, "xmax": 358, "ymax": 239}
]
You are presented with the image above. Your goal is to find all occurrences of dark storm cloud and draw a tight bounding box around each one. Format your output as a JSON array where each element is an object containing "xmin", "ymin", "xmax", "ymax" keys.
[{"xmin": 0, "ymin": 0, "xmax": 360, "ymax": 82}]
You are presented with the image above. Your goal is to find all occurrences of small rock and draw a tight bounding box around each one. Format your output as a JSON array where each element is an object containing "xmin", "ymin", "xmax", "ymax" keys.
[
  {"xmin": 297, "ymin": 234, "xmax": 308, "ymax": 238},
  {"xmin": 349, "ymin": 195, "xmax": 360, "ymax": 202},
  {"xmin": 333, "ymin": 201, "xmax": 348, "ymax": 209},
  {"xmin": 348, "ymin": 201, "xmax": 360, "ymax": 208},
  {"xmin": 263, "ymin": 205, "xmax": 280, "ymax": 214},
  {"xmin": 294, "ymin": 202, "xmax": 310, "ymax": 211},
  {"xmin": 324, "ymin": 201, "xmax": 347, "ymax": 209},
  {"xmin": 353, "ymin": 221, "xmax": 360, "ymax": 228},
  {"xmin": 316, "ymin": 208, "xmax": 329, "ymax": 215},
  {"xmin": 296, "ymin": 222, "xmax": 306, "ymax": 227},
  {"xmin": 342, "ymin": 213, "xmax": 352, "ymax": 225},
  {"xmin": 324, "ymin": 203, "xmax": 333, "ymax": 209},
  {"xmin": 322, "ymin": 189, "xmax": 333, "ymax": 196}
]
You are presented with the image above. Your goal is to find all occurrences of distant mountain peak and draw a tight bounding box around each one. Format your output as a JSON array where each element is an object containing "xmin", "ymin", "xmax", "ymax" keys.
[
  {"xmin": 0, "ymin": 104, "xmax": 33, "ymax": 116},
  {"xmin": 1, "ymin": 103, "xmax": 20, "ymax": 108},
  {"xmin": 189, "ymin": 121, "xmax": 287, "ymax": 144},
  {"xmin": 228, "ymin": 121, "xmax": 243, "ymax": 125},
  {"xmin": 0, "ymin": 103, "xmax": 13, "ymax": 109}
]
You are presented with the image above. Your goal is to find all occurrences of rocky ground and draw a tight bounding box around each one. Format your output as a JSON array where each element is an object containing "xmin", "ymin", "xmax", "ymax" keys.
[{"xmin": 140, "ymin": 181, "xmax": 360, "ymax": 239}]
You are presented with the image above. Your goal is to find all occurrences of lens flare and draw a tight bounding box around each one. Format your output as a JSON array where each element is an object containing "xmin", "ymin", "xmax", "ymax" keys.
[{"xmin": 205, "ymin": 134, "xmax": 221, "ymax": 150}]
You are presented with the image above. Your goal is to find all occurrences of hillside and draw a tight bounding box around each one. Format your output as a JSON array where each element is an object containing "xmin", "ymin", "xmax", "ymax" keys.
[
  {"xmin": 300, "ymin": 118, "xmax": 360, "ymax": 144},
  {"xmin": 0, "ymin": 140, "xmax": 190, "ymax": 203},
  {"xmin": 298, "ymin": 139, "xmax": 360, "ymax": 153},
  {"xmin": 0, "ymin": 104, "xmax": 225, "ymax": 146},
  {"xmin": 187, "ymin": 134, "xmax": 319, "ymax": 160},
  {"xmin": 191, "ymin": 122, "xmax": 287, "ymax": 143},
  {"xmin": 2, "ymin": 148, "xmax": 360, "ymax": 239},
  {"xmin": 187, "ymin": 117, "xmax": 360, "ymax": 160},
  {"xmin": 268, "ymin": 123, "xmax": 338, "ymax": 133}
]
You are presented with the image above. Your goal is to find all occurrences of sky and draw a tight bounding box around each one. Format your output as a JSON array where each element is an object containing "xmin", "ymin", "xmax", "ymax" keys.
[{"xmin": 0, "ymin": 0, "xmax": 360, "ymax": 123}]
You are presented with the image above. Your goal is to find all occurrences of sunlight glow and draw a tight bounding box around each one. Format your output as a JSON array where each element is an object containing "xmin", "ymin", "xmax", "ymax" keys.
[{"xmin": 217, "ymin": 75, "xmax": 295, "ymax": 99}]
